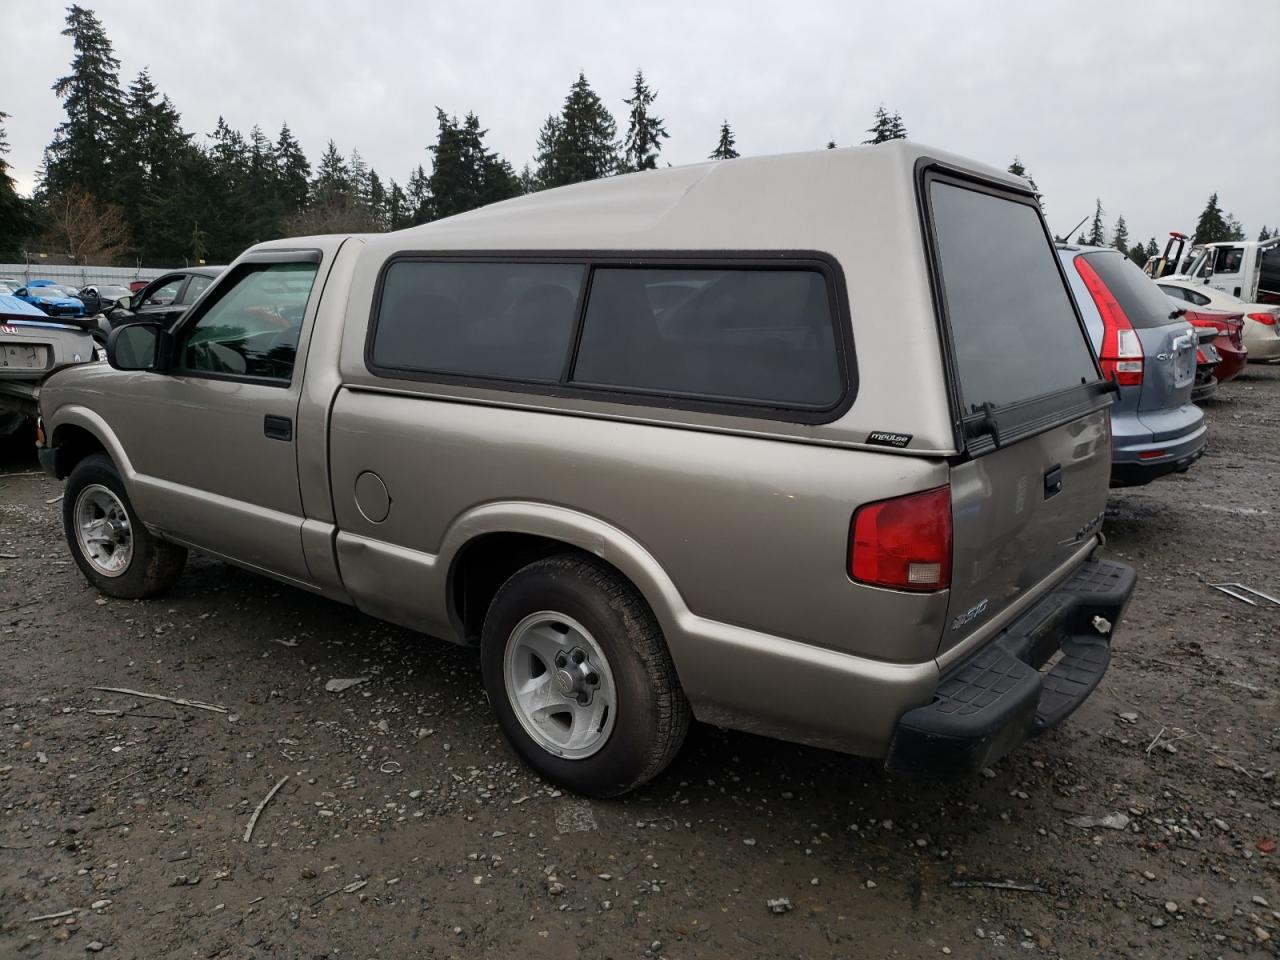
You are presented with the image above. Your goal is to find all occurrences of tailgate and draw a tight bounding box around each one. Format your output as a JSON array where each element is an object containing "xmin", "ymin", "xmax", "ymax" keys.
[
  {"xmin": 944, "ymin": 409, "xmax": 1110, "ymax": 655},
  {"xmin": 0, "ymin": 321, "xmax": 97, "ymax": 381},
  {"xmin": 923, "ymin": 171, "xmax": 1112, "ymax": 657}
]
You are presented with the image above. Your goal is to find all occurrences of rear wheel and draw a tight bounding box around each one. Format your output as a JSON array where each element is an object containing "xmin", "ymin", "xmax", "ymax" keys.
[
  {"xmin": 480, "ymin": 554, "xmax": 690, "ymax": 797},
  {"xmin": 63, "ymin": 453, "xmax": 186, "ymax": 598}
]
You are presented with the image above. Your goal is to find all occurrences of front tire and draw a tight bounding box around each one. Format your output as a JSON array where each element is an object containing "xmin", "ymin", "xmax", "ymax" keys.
[
  {"xmin": 480, "ymin": 554, "xmax": 690, "ymax": 797},
  {"xmin": 63, "ymin": 453, "xmax": 186, "ymax": 599}
]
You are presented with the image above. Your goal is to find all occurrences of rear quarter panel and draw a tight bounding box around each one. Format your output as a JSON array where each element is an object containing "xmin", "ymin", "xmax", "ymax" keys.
[{"xmin": 328, "ymin": 388, "xmax": 951, "ymax": 665}]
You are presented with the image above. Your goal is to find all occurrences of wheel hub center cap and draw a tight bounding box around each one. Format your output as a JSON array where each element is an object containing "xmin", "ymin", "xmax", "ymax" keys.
[{"xmin": 554, "ymin": 669, "xmax": 578, "ymax": 696}]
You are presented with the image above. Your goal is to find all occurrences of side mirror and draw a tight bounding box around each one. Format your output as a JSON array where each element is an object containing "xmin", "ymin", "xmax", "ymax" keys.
[
  {"xmin": 106, "ymin": 322, "xmax": 169, "ymax": 371},
  {"xmin": 1199, "ymin": 263, "xmax": 1212, "ymax": 279},
  {"xmin": 114, "ymin": 294, "xmax": 132, "ymax": 311}
]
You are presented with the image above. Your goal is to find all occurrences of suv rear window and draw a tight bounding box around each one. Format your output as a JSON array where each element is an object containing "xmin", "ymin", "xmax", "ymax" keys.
[
  {"xmin": 929, "ymin": 182, "xmax": 1098, "ymax": 412},
  {"xmin": 571, "ymin": 267, "xmax": 842, "ymax": 408},
  {"xmin": 1079, "ymin": 251, "xmax": 1179, "ymax": 328}
]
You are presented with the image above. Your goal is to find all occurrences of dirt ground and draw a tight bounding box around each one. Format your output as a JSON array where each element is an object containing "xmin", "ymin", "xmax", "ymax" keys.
[{"xmin": 1, "ymin": 368, "xmax": 1277, "ymax": 959}]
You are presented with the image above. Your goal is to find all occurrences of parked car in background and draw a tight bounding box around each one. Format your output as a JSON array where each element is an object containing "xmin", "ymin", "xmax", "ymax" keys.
[
  {"xmin": 104, "ymin": 267, "xmax": 221, "ymax": 329},
  {"xmin": 1159, "ymin": 279, "xmax": 1280, "ymax": 362},
  {"xmin": 0, "ymin": 280, "xmax": 18, "ymax": 296},
  {"xmin": 38, "ymin": 144, "xmax": 1135, "ymax": 795},
  {"xmin": 1167, "ymin": 296, "xmax": 1247, "ymax": 384},
  {"xmin": 128, "ymin": 279, "xmax": 149, "ymax": 294},
  {"xmin": 0, "ymin": 293, "xmax": 98, "ymax": 439},
  {"xmin": 1058, "ymin": 244, "xmax": 1205, "ymax": 486},
  {"xmin": 77, "ymin": 284, "xmax": 132, "ymax": 316},
  {"xmin": 14, "ymin": 281, "xmax": 86, "ymax": 318},
  {"xmin": 1176, "ymin": 237, "xmax": 1280, "ymax": 305}
]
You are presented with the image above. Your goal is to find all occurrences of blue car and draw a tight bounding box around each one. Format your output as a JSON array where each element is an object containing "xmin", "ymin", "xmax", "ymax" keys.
[{"xmin": 14, "ymin": 280, "xmax": 86, "ymax": 318}]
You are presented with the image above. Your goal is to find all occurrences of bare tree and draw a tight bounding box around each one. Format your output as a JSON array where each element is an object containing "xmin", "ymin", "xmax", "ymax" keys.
[
  {"xmin": 282, "ymin": 195, "xmax": 381, "ymax": 237},
  {"xmin": 43, "ymin": 186, "xmax": 129, "ymax": 264}
]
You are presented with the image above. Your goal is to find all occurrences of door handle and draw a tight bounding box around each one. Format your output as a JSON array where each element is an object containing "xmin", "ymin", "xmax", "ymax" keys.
[
  {"xmin": 264, "ymin": 415, "xmax": 293, "ymax": 441},
  {"xmin": 1043, "ymin": 464, "xmax": 1063, "ymax": 499}
]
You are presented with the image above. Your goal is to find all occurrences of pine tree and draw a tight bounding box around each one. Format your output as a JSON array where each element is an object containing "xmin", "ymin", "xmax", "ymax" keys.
[
  {"xmin": 1007, "ymin": 156, "xmax": 1039, "ymax": 194},
  {"xmin": 826, "ymin": 139, "xmax": 837, "ymax": 150},
  {"xmin": 1223, "ymin": 212, "xmax": 1245, "ymax": 242},
  {"xmin": 0, "ymin": 111, "xmax": 36, "ymax": 256},
  {"xmin": 384, "ymin": 179, "xmax": 408, "ymax": 230},
  {"xmin": 621, "ymin": 70, "xmax": 668, "ymax": 172},
  {"xmin": 427, "ymin": 110, "xmax": 520, "ymax": 221},
  {"xmin": 366, "ymin": 169, "xmax": 386, "ymax": 229},
  {"xmin": 1259, "ymin": 226, "xmax": 1273, "ymax": 242},
  {"xmin": 1112, "ymin": 215, "xmax": 1129, "ymax": 253},
  {"xmin": 274, "ymin": 123, "xmax": 310, "ymax": 217},
  {"xmin": 1145, "ymin": 238, "xmax": 1159, "ymax": 259},
  {"xmin": 517, "ymin": 163, "xmax": 537, "ymax": 194},
  {"xmin": 41, "ymin": 4, "xmax": 126, "ymax": 201},
  {"xmin": 1127, "ymin": 242, "xmax": 1147, "ymax": 268},
  {"xmin": 534, "ymin": 73, "xmax": 619, "ymax": 188},
  {"xmin": 312, "ymin": 140, "xmax": 353, "ymax": 206},
  {"xmin": 1086, "ymin": 199, "xmax": 1106, "ymax": 247},
  {"xmin": 863, "ymin": 105, "xmax": 907, "ymax": 144},
  {"xmin": 406, "ymin": 163, "xmax": 430, "ymax": 225},
  {"xmin": 1193, "ymin": 193, "xmax": 1227, "ymax": 245},
  {"xmin": 1076, "ymin": 232, "xmax": 1088, "ymax": 246},
  {"xmin": 709, "ymin": 121, "xmax": 739, "ymax": 160}
]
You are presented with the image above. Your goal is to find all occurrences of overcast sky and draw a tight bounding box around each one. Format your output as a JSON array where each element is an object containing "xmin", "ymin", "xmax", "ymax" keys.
[{"xmin": 4, "ymin": 0, "xmax": 1278, "ymax": 247}]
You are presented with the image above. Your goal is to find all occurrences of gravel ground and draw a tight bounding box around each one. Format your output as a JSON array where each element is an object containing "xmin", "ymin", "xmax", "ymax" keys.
[{"xmin": 1, "ymin": 367, "xmax": 1277, "ymax": 959}]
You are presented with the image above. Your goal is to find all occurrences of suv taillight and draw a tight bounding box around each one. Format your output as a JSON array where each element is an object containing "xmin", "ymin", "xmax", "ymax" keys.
[
  {"xmin": 849, "ymin": 486, "xmax": 952, "ymax": 592},
  {"xmin": 1074, "ymin": 255, "xmax": 1144, "ymax": 387}
]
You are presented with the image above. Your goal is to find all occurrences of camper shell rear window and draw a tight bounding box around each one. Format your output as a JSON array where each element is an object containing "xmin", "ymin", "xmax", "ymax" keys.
[{"xmin": 923, "ymin": 175, "xmax": 1101, "ymax": 423}]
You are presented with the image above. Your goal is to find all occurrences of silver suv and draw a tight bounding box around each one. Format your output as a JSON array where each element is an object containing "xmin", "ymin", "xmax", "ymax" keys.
[{"xmin": 37, "ymin": 143, "xmax": 1135, "ymax": 796}]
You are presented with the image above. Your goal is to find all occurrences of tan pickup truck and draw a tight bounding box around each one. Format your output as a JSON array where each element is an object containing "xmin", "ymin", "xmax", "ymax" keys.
[{"xmin": 38, "ymin": 142, "xmax": 1135, "ymax": 796}]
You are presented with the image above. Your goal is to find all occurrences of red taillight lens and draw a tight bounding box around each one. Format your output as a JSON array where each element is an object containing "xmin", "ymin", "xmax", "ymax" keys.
[
  {"xmin": 1247, "ymin": 312, "xmax": 1277, "ymax": 327},
  {"xmin": 850, "ymin": 486, "xmax": 952, "ymax": 592},
  {"xmin": 1074, "ymin": 255, "xmax": 1144, "ymax": 386}
]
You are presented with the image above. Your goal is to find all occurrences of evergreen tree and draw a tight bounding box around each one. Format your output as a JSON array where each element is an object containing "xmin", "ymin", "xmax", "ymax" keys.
[
  {"xmin": 348, "ymin": 148, "xmax": 370, "ymax": 204},
  {"xmin": 826, "ymin": 139, "xmax": 837, "ymax": 149},
  {"xmin": 405, "ymin": 163, "xmax": 430, "ymax": 225},
  {"xmin": 1086, "ymin": 199, "xmax": 1106, "ymax": 246},
  {"xmin": 205, "ymin": 117, "xmax": 254, "ymax": 257},
  {"xmin": 1007, "ymin": 155, "xmax": 1039, "ymax": 194},
  {"xmin": 517, "ymin": 163, "xmax": 537, "ymax": 195},
  {"xmin": 366, "ymin": 168, "xmax": 386, "ymax": 228},
  {"xmin": 1223, "ymin": 212, "xmax": 1245, "ymax": 242},
  {"xmin": 534, "ymin": 73, "xmax": 619, "ymax": 188},
  {"xmin": 426, "ymin": 109, "xmax": 520, "ymax": 221},
  {"xmin": 709, "ymin": 121, "xmax": 739, "ymax": 160},
  {"xmin": 1193, "ymin": 193, "xmax": 1228, "ymax": 244},
  {"xmin": 1075, "ymin": 232, "xmax": 1088, "ymax": 245},
  {"xmin": 863, "ymin": 105, "xmax": 907, "ymax": 144},
  {"xmin": 620, "ymin": 70, "xmax": 668, "ymax": 172},
  {"xmin": 274, "ymin": 123, "xmax": 310, "ymax": 217},
  {"xmin": 384, "ymin": 179, "xmax": 408, "ymax": 230},
  {"xmin": 41, "ymin": 5, "xmax": 126, "ymax": 201},
  {"xmin": 1127, "ymin": 242, "xmax": 1147, "ymax": 267},
  {"xmin": 1145, "ymin": 238, "xmax": 1159, "ymax": 259},
  {"xmin": 0, "ymin": 111, "xmax": 36, "ymax": 256},
  {"xmin": 1112, "ymin": 215, "xmax": 1129, "ymax": 253},
  {"xmin": 312, "ymin": 140, "xmax": 353, "ymax": 206},
  {"xmin": 1259, "ymin": 226, "xmax": 1273, "ymax": 242}
]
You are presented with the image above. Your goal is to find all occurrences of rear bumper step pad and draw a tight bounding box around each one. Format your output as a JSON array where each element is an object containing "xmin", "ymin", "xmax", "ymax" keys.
[{"xmin": 885, "ymin": 557, "xmax": 1135, "ymax": 778}]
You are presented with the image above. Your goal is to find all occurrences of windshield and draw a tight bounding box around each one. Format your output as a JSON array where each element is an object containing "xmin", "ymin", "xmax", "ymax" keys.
[{"xmin": 1183, "ymin": 250, "xmax": 1208, "ymax": 278}]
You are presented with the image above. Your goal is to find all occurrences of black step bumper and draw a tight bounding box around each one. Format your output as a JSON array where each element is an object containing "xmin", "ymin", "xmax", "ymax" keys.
[{"xmin": 884, "ymin": 556, "xmax": 1135, "ymax": 779}]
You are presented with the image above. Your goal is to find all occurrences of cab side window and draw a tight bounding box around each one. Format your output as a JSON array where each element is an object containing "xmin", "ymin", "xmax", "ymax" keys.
[
  {"xmin": 178, "ymin": 262, "xmax": 319, "ymax": 383},
  {"xmin": 143, "ymin": 278, "xmax": 185, "ymax": 307},
  {"xmin": 182, "ymin": 274, "xmax": 213, "ymax": 304}
]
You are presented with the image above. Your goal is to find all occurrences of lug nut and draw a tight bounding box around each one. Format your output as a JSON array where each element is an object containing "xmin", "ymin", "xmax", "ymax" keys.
[
  {"xmin": 585, "ymin": 672, "xmax": 598, "ymax": 686},
  {"xmin": 572, "ymin": 650, "xmax": 586, "ymax": 664},
  {"xmin": 555, "ymin": 652, "xmax": 567, "ymax": 668}
]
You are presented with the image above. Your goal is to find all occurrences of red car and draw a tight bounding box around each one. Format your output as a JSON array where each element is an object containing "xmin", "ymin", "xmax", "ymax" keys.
[{"xmin": 1185, "ymin": 305, "xmax": 1247, "ymax": 383}]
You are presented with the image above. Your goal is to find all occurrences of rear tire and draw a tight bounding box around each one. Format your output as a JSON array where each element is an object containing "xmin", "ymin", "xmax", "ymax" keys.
[
  {"xmin": 480, "ymin": 554, "xmax": 690, "ymax": 797},
  {"xmin": 63, "ymin": 453, "xmax": 186, "ymax": 599}
]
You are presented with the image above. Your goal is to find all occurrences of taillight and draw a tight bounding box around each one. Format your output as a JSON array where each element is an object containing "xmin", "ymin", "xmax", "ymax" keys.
[
  {"xmin": 1247, "ymin": 312, "xmax": 1277, "ymax": 327},
  {"xmin": 849, "ymin": 486, "xmax": 952, "ymax": 592},
  {"xmin": 1074, "ymin": 255, "xmax": 1144, "ymax": 386}
]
